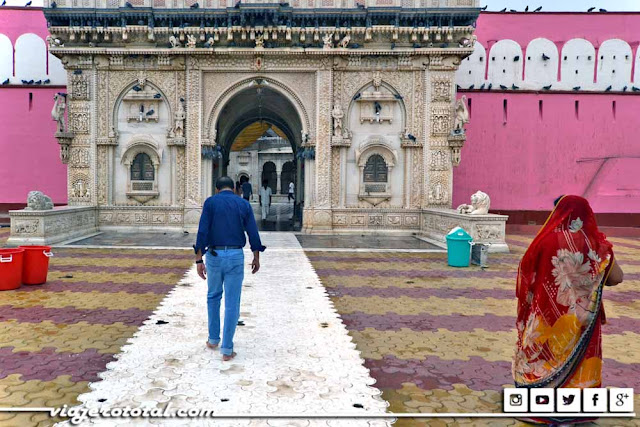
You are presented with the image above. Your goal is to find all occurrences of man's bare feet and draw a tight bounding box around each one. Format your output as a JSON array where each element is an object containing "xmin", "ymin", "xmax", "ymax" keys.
[
  {"xmin": 206, "ymin": 342, "xmax": 218, "ymax": 350},
  {"xmin": 222, "ymin": 352, "xmax": 237, "ymax": 361}
]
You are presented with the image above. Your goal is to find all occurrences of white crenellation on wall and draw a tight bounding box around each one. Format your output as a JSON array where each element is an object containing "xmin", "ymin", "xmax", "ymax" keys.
[
  {"xmin": 0, "ymin": 34, "xmax": 12, "ymax": 84},
  {"xmin": 596, "ymin": 39, "xmax": 633, "ymax": 90},
  {"xmin": 457, "ymin": 37, "xmax": 640, "ymax": 92},
  {"xmin": 456, "ymin": 41, "xmax": 486, "ymax": 88},
  {"xmin": 525, "ymin": 38, "xmax": 558, "ymax": 87},
  {"xmin": 0, "ymin": 32, "xmax": 68, "ymax": 85},
  {"xmin": 487, "ymin": 40, "xmax": 523, "ymax": 88},
  {"xmin": 15, "ymin": 33, "xmax": 47, "ymax": 83}
]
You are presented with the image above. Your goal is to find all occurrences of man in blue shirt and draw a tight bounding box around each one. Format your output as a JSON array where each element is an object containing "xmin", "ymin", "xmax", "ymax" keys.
[
  {"xmin": 240, "ymin": 176, "xmax": 253, "ymax": 201},
  {"xmin": 194, "ymin": 176, "xmax": 266, "ymax": 361}
]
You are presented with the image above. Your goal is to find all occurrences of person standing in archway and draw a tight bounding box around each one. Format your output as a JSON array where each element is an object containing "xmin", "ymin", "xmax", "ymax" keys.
[
  {"xmin": 288, "ymin": 181, "xmax": 295, "ymax": 204},
  {"xmin": 241, "ymin": 176, "xmax": 253, "ymax": 201},
  {"xmin": 194, "ymin": 176, "xmax": 265, "ymax": 361},
  {"xmin": 259, "ymin": 179, "xmax": 272, "ymax": 221}
]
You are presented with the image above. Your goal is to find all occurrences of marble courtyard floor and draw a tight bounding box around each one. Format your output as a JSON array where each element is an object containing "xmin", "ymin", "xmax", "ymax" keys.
[{"xmin": 0, "ymin": 227, "xmax": 638, "ymax": 426}]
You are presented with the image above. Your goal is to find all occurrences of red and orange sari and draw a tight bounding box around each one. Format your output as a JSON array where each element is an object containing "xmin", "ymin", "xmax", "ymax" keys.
[{"xmin": 513, "ymin": 196, "xmax": 615, "ymax": 424}]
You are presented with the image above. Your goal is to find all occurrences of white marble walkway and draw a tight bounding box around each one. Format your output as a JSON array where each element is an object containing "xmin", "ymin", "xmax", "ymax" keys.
[{"xmin": 66, "ymin": 233, "xmax": 390, "ymax": 426}]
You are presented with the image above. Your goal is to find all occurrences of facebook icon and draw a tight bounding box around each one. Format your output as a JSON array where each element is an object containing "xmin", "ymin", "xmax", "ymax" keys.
[{"xmin": 583, "ymin": 389, "xmax": 607, "ymax": 412}]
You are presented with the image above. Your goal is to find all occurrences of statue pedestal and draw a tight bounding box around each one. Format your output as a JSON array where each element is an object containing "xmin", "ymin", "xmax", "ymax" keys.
[
  {"xmin": 421, "ymin": 208, "xmax": 509, "ymax": 253},
  {"xmin": 55, "ymin": 132, "xmax": 75, "ymax": 164},
  {"xmin": 7, "ymin": 206, "xmax": 98, "ymax": 246}
]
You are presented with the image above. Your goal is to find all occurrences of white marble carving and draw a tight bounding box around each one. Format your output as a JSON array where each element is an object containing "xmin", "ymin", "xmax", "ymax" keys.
[{"xmin": 456, "ymin": 190, "xmax": 490, "ymax": 215}]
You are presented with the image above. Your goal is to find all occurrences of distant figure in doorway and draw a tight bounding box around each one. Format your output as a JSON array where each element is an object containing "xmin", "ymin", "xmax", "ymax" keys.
[
  {"xmin": 288, "ymin": 181, "xmax": 295, "ymax": 203},
  {"xmin": 235, "ymin": 180, "xmax": 242, "ymax": 196},
  {"xmin": 259, "ymin": 179, "xmax": 272, "ymax": 221},
  {"xmin": 194, "ymin": 176, "xmax": 266, "ymax": 361},
  {"xmin": 241, "ymin": 176, "xmax": 252, "ymax": 201},
  {"xmin": 513, "ymin": 195, "xmax": 623, "ymax": 425}
]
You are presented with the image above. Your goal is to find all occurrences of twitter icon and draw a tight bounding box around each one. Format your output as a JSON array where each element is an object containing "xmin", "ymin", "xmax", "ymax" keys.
[{"xmin": 557, "ymin": 388, "xmax": 581, "ymax": 412}]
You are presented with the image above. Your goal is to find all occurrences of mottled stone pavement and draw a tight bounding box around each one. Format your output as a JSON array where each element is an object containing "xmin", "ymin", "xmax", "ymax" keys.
[
  {"xmin": 0, "ymin": 227, "xmax": 194, "ymax": 426},
  {"xmin": 0, "ymin": 226, "xmax": 639, "ymax": 426},
  {"xmin": 306, "ymin": 234, "xmax": 640, "ymax": 426}
]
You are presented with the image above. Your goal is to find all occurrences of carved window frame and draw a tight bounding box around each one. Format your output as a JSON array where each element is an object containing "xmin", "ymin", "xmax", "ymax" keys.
[
  {"xmin": 121, "ymin": 140, "xmax": 162, "ymax": 201},
  {"xmin": 356, "ymin": 138, "xmax": 397, "ymax": 202}
]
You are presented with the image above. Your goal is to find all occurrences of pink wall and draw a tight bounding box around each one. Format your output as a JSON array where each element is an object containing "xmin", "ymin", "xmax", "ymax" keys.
[
  {"xmin": 0, "ymin": 87, "xmax": 68, "ymax": 204},
  {"xmin": 0, "ymin": 8, "xmax": 67, "ymax": 205},
  {"xmin": 0, "ymin": 7, "xmax": 51, "ymax": 43},
  {"xmin": 454, "ymin": 13, "xmax": 640, "ymax": 215}
]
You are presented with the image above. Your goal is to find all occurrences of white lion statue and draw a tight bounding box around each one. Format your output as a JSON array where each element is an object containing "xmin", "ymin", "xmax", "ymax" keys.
[
  {"xmin": 25, "ymin": 191, "xmax": 54, "ymax": 211},
  {"xmin": 457, "ymin": 191, "xmax": 490, "ymax": 215}
]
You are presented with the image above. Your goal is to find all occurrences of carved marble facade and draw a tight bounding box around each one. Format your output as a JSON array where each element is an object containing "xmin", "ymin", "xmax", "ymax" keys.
[{"xmin": 10, "ymin": 1, "xmax": 510, "ymax": 249}]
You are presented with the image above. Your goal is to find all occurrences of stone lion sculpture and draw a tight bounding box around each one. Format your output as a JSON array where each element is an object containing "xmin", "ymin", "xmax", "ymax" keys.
[
  {"xmin": 457, "ymin": 191, "xmax": 490, "ymax": 215},
  {"xmin": 25, "ymin": 191, "xmax": 54, "ymax": 211}
]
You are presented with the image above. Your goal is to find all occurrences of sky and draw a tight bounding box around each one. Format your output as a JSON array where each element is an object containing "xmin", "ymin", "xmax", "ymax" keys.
[
  {"xmin": 3, "ymin": 0, "xmax": 640, "ymax": 10},
  {"xmin": 483, "ymin": 0, "xmax": 640, "ymax": 12}
]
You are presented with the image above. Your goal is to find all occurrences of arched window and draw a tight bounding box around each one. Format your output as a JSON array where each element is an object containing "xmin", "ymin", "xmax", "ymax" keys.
[
  {"xmin": 363, "ymin": 154, "xmax": 388, "ymax": 183},
  {"xmin": 280, "ymin": 161, "xmax": 295, "ymax": 194},
  {"xmin": 131, "ymin": 153, "xmax": 155, "ymax": 181}
]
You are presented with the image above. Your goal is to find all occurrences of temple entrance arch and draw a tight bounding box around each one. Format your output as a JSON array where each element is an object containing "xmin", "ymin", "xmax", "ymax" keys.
[{"xmin": 208, "ymin": 79, "xmax": 306, "ymax": 231}]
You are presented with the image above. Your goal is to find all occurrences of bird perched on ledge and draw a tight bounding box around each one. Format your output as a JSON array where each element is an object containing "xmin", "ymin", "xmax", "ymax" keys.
[
  {"xmin": 190, "ymin": 2, "xmax": 199, "ymax": 8},
  {"xmin": 1, "ymin": 78, "xmax": 9, "ymax": 85},
  {"xmin": 125, "ymin": 1, "xmax": 133, "ymax": 7},
  {"xmin": 499, "ymin": 84, "xmax": 508, "ymax": 90},
  {"xmin": 573, "ymin": 86, "xmax": 581, "ymax": 91},
  {"xmin": 542, "ymin": 84, "xmax": 552, "ymax": 90}
]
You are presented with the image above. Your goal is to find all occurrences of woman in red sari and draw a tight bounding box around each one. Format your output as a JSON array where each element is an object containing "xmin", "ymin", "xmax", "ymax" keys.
[{"xmin": 513, "ymin": 195, "xmax": 624, "ymax": 425}]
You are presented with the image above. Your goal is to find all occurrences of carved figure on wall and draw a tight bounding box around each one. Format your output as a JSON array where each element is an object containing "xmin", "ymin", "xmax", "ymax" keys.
[
  {"xmin": 372, "ymin": 71, "xmax": 382, "ymax": 91},
  {"xmin": 323, "ymin": 33, "xmax": 333, "ymax": 49},
  {"xmin": 71, "ymin": 180, "xmax": 90, "ymax": 199},
  {"xmin": 186, "ymin": 34, "xmax": 197, "ymax": 49},
  {"xmin": 255, "ymin": 33, "xmax": 264, "ymax": 48},
  {"xmin": 173, "ymin": 98, "xmax": 186, "ymax": 138},
  {"xmin": 52, "ymin": 93, "xmax": 67, "ymax": 133},
  {"xmin": 46, "ymin": 35, "xmax": 63, "ymax": 48},
  {"xmin": 457, "ymin": 191, "xmax": 491, "ymax": 215},
  {"xmin": 338, "ymin": 34, "xmax": 351, "ymax": 48},
  {"xmin": 169, "ymin": 35, "xmax": 181, "ymax": 48},
  {"xmin": 331, "ymin": 104, "xmax": 344, "ymax": 137},
  {"xmin": 453, "ymin": 95, "xmax": 469, "ymax": 134},
  {"xmin": 25, "ymin": 191, "xmax": 54, "ymax": 211}
]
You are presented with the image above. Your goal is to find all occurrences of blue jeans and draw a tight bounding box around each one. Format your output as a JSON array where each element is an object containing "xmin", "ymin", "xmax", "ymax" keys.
[{"xmin": 205, "ymin": 249, "xmax": 244, "ymax": 356}]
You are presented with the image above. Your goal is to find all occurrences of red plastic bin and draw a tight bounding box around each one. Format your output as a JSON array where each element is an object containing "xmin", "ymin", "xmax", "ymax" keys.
[
  {"xmin": 19, "ymin": 246, "xmax": 53, "ymax": 285},
  {"xmin": 0, "ymin": 248, "xmax": 25, "ymax": 291}
]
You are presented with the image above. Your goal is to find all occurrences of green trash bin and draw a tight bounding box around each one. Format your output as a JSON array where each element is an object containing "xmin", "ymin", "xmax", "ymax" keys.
[{"xmin": 446, "ymin": 227, "xmax": 472, "ymax": 267}]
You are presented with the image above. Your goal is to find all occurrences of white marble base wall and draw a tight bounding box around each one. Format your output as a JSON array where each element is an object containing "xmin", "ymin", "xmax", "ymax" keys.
[
  {"xmin": 421, "ymin": 208, "xmax": 509, "ymax": 253},
  {"xmin": 329, "ymin": 208, "xmax": 422, "ymax": 232},
  {"xmin": 8, "ymin": 206, "xmax": 98, "ymax": 246}
]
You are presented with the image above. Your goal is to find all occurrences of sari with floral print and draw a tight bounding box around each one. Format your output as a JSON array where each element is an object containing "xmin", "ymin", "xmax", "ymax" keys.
[{"xmin": 513, "ymin": 196, "xmax": 614, "ymax": 424}]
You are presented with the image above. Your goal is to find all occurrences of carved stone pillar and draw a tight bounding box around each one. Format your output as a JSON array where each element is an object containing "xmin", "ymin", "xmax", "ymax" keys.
[
  {"xmin": 183, "ymin": 59, "xmax": 202, "ymax": 228},
  {"xmin": 425, "ymin": 64, "xmax": 458, "ymax": 208},
  {"xmin": 308, "ymin": 67, "xmax": 333, "ymax": 231}
]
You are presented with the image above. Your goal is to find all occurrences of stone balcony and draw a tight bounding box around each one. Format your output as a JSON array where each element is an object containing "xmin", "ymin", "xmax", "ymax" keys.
[{"xmin": 44, "ymin": 0, "xmax": 478, "ymax": 9}]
